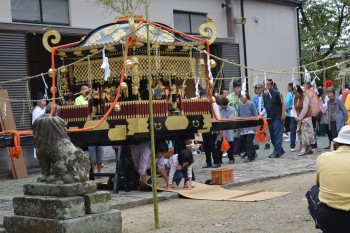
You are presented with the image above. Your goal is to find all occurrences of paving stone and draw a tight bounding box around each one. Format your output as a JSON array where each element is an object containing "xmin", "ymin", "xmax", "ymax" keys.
[
  {"xmin": 3, "ymin": 215, "xmax": 58, "ymax": 233},
  {"xmin": 84, "ymin": 191, "xmax": 111, "ymax": 214},
  {"xmin": 3, "ymin": 210, "xmax": 121, "ymax": 233},
  {"xmin": 57, "ymin": 210, "xmax": 121, "ymax": 233},
  {"xmin": 23, "ymin": 181, "xmax": 97, "ymax": 197},
  {"xmin": 13, "ymin": 196, "xmax": 85, "ymax": 220}
]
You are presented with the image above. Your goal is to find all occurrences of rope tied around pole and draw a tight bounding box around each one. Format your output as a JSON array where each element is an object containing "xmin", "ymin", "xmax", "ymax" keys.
[{"xmin": 9, "ymin": 131, "xmax": 22, "ymax": 158}]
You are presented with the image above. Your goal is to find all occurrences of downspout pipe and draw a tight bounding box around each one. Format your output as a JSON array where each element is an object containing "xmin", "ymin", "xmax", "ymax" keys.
[
  {"xmin": 297, "ymin": 5, "xmax": 302, "ymax": 83},
  {"xmin": 225, "ymin": 0, "xmax": 234, "ymax": 38},
  {"xmin": 241, "ymin": 0, "xmax": 248, "ymax": 89}
]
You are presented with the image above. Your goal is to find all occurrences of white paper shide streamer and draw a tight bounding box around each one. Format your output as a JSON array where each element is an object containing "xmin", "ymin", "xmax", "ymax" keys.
[
  {"xmin": 41, "ymin": 73, "xmax": 49, "ymax": 100},
  {"xmin": 311, "ymin": 72, "xmax": 320, "ymax": 87},
  {"xmin": 2, "ymin": 101, "xmax": 6, "ymax": 119},
  {"xmin": 264, "ymin": 72, "xmax": 271, "ymax": 98},
  {"xmin": 292, "ymin": 68, "xmax": 296, "ymax": 88},
  {"xmin": 241, "ymin": 78, "xmax": 247, "ymax": 97},
  {"xmin": 101, "ymin": 49, "xmax": 110, "ymax": 81},
  {"xmin": 304, "ymin": 67, "xmax": 311, "ymax": 83}
]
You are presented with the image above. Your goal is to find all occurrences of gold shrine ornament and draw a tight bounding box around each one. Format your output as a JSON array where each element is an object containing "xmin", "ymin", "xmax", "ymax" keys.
[
  {"xmin": 114, "ymin": 103, "xmax": 121, "ymax": 112},
  {"xmin": 199, "ymin": 19, "xmax": 217, "ymax": 45},
  {"xmin": 208, "ymin": 79, "xmax": 214, "ymax": 87},
  {"xmin": 42, "ymin": 30, "xmax": 61, "ymax": 53},
  {"xmin": 48, "ymin": 68, "xmax": 54, "ymax": 78},
  {"xmin": 210, "ymin": 59, "xmax": 217, "ymax": 68},
  {"xmin": 126, "ymin": 59, "xmax": 133, "ymax": 68},
  {"xmin": 120, "ymin": 82, "xmax": 128, "ymax": 90}
]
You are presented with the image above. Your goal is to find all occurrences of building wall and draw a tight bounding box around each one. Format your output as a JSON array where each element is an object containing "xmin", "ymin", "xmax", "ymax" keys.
[{"xmin": 233, "ymin": 0, "xmax": 300, "ymax": 96}]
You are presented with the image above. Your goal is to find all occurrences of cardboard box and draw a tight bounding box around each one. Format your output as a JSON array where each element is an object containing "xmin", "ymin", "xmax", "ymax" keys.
[{"xmin": 211, "ymin": 168, "xmax": 234, "ymax": 185}]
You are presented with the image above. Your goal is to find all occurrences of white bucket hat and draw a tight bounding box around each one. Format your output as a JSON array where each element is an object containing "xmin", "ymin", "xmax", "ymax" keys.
[{"xmin": 333, "ymin": 125, "xmax": 350, "ymax": 145}]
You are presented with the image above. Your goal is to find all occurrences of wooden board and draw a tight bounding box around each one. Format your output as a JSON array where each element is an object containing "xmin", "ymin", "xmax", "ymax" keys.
[{"xmin": 0, "ymin": 90, "xmax": 28, "ymax": 179}]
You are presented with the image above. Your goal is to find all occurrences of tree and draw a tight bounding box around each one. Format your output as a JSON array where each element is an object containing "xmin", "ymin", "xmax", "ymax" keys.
[
  {"xmin": 299, "ymin": 0, "xmax": 350, "ymax": 85},
  {"xmin": 96, "ymin": 0, "xmax": 150, "ymax": 15}
]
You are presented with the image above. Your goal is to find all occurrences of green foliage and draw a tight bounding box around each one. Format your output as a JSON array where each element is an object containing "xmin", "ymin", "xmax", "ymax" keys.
[
  {"xmin": 299, "ymin": 0, "xmax": 350, "ymax": 82},
  {"xmin": 96, "ymin": 0, "xmax": 150, "ymax": 15}
]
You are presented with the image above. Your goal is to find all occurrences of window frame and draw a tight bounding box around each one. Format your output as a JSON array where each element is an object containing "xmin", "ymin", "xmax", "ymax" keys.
[
  {"xmin": 173, "ymin": 10, "xmax": 207, "ymax": 35},
  {"xmin": 11, "ymin": 0, "xmax": 70, "ymax": 26}
]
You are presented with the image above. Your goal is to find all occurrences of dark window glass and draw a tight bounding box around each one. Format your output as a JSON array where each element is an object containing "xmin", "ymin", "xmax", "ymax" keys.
[
  {"xmin": 190, "ymin": 14, "xmax": 206, "ymax": 34},
  {"xmin": 11, "ymin": 0, "xmax": 41, "ymax": 23},
  {"xmin": 42, "ymin": 0, "xmax": 69, "ymax": 25},
  {"xmin": 11, "ymin": 0, "xmax": 69, "ymax": 25},
  {"xmin": 174, "ymin": 11, "xmax": 207, "ymax": 34}
]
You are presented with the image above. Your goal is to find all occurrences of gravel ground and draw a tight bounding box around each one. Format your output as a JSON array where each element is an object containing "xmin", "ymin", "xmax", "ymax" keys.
[{"xmin": 121, "ymin": 173, "xmax": 317, "ymax": 233}]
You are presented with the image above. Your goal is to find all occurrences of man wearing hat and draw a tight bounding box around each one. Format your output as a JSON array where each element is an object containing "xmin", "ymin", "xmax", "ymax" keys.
[{"xmin": 306, "ymin": 125, "xmax": 350, "ymax": 232}]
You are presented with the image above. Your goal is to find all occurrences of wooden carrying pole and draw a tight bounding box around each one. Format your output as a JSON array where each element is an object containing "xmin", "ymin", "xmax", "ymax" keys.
[{"xmin": 0, "ymin": 90, "xmax": 28, "ymax": 179}]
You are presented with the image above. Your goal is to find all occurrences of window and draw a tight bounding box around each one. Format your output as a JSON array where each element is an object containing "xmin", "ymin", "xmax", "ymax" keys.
[
  {"xmin": 11, "ymin": 0, "xmax": 69, "ymax": 25},
  {"xmin": 174, "ymin": 11, "xmax": 207, "ymax": 34}
]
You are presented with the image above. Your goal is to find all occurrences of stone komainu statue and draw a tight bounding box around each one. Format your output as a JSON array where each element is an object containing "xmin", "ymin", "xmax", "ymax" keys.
[{"xmin": 33, "ymin": 114, "xmax": 90, "ymax": 184}]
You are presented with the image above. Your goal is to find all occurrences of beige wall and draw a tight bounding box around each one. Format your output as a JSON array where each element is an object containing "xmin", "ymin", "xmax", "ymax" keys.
[
  {"xmin": 69, "ymin": 0, "xmax": 117, "ymax": 28},
  {"xmin": 233, "ymin": 0, "xmax": 300, "ymax": 97},
  {"xmin": 71, "ymin": 0, "xmax": 228, "ymax": 38},
  {"xmin": 0, "ymin": 0, "xmax": 12, "ymax": 22}
]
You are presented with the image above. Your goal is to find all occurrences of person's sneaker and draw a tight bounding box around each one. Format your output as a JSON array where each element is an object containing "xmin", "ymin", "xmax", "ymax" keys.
[
  {"xmin": 202, "ymin": 164, "xmax": 212, "ymax": 168},
  {"xmin": 254, "ymin": 145, "xmax": 259, "ymax": 150},
  {"xmin": 291, "ymin": 148, "xmax": 296, "ymax": 152},
  {"xmin": 211, "ymin": 164, "xmax": 221, "ymax": 168},
  {"xmin": 284, "ymin": 138, "xmax": 290, "ymax": 142},
  {"xmin": 283, "ymin": 133, "xmax": 289, "ymax": 138},
  {"xmin": 264, "ymin": 144, "xmax": 270, "ymax": 150},
  {"xmin": 240, "ymin": 153, "xmax": 247, "ymax": 158},
  {"xmin": 268, "ymin": 153, "xmax": 277, "ymax": 158},
  {"xmin": 228, "ymin": 159, "xmax": 235, "ymax": 164},
  {"xmin": 222, "ymin": 152, "xmax": 228, "ymax": 157}
]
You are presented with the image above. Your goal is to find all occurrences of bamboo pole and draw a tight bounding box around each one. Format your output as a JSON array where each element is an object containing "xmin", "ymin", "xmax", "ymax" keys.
[{"xmin": 146, "ymin": 2, "xmax": 160, "ymax": 229}]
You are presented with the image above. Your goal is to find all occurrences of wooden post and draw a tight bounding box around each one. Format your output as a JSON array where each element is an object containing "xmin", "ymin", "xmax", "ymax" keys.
[{"xmin": 0, "ymin": 90, "xmax": 28, "ymax": 179}]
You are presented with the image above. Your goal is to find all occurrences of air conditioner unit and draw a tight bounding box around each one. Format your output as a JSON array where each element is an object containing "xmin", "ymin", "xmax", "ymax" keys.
[{"xmin": 234, "ymin": 17, "xmax": 246, "ymax": 24}]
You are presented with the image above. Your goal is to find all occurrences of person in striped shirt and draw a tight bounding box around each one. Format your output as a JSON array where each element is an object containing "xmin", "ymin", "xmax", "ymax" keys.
[{"xmin": 166, "ymin": 148, "xmax": 194, "ymax": 190}]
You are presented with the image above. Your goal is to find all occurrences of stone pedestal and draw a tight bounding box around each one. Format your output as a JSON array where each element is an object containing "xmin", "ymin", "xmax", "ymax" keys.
[
  {"xmin": 4, "ymin": 182, "xmax": 122, "ymax": 233},
  {"xmin": 23, "ymin": 181, "xmax": 97, "ymax": 197}
]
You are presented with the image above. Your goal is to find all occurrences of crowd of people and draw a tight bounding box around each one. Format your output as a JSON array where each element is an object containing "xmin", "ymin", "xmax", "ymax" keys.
[{"xmin": 201, "ymin": 78, "xmax": 349, "ymax": 168}]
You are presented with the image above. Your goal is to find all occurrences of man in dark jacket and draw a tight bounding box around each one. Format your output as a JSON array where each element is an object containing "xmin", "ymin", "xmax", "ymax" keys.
[{"xmin": 263, "ymin": 79, "xmax": 285, "ymax": 158}]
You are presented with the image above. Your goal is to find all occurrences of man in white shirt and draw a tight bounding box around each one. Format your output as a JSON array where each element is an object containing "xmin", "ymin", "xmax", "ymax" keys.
[
  {"xmin": 32, "ymin": 92, "xmax": 46, "ymax": 158},
  {"xmin": 32, "ymin": 92, "xmax": 46, "ymax": 124}
]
